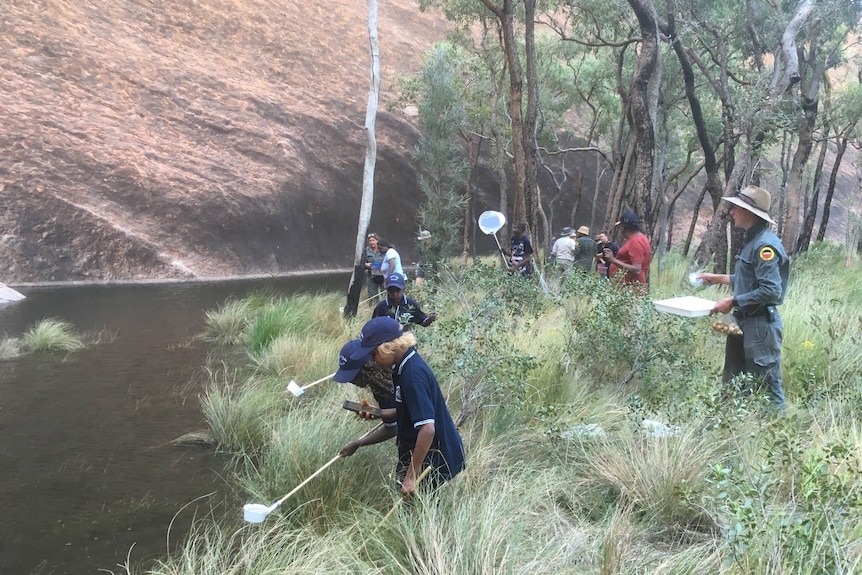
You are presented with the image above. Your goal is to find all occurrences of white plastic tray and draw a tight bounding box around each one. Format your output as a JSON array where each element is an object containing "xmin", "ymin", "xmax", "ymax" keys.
[
  {"xmin": 653, "ymin": 296, "xmax": 716, "ymax": 317},
  {"xmin": 0, "ymin": 283, "xmax": 26, "ymax": 303}
]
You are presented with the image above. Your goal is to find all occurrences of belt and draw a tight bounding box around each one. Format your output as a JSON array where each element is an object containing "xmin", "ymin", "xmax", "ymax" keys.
[{"xmin": 733, "ymin": 307, "xmax": 769, "ymax": 320}]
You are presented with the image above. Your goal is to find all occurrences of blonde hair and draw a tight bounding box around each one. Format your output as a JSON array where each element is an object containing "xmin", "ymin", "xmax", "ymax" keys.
[{"xmin": 376, "ymin": 332, "xmax": 417, "ymax": 358}]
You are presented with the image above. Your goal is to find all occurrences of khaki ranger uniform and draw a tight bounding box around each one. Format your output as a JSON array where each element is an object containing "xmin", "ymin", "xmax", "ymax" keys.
[{"xmin": 726, "ymin": 221, "xmax": 790, "ymax": 410}]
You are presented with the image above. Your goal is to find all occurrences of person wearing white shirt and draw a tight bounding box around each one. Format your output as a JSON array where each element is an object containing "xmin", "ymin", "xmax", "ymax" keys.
[
  {"xmin": 377, "ymin": 237, "xmax": 404, "ymax": 277},
  {"xmin": 550, "ymin": 227, "xmax": 577, "ymax": 272}
]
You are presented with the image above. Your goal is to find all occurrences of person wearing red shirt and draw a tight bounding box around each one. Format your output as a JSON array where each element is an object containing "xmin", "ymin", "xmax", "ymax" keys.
[{"xmin": 604, "ymin": 210, "xmax": 651, "ymax": 291}]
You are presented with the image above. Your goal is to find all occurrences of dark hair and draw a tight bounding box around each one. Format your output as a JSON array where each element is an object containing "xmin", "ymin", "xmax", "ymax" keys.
[
  {"xmin": 377, "ymin": 237, "xmax": 392, "ymax": 249},
  {"xmin": 513, "ymin": 221, "xmax": 527, "ymax": 233}
]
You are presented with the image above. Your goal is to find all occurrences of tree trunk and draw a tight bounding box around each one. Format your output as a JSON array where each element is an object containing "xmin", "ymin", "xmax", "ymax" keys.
[
  {"xmin": 665, "ymin": 4, "xmax": 724, "ymax": 248},
  {"xmin": 683, "ymin": 183, "xmax": 708, "ymax": 257},
  {"xmin": 625, "ymin": 0, "xmax": 661, "ymax": 232},
  {"xmin": 797, "ymin": 124, "xmax": 828, "ymax": 252},
  {"xmin": 480, "ymin": 0, "xmax": 528, "ymax": 224},
  {"xmin": 816, "ymin": 136, "xmax": 848, "ymax": 243},
  {"xmin": 523, "ymin": 0, "xmax": 540, "ymax": 236},
  {"xmin": 783, "ymin": 96, "xmax": 819, "ymax": 254},
  {"xmin": 344, "ymin": 0, "xmax": 380, "ymax": 318}
]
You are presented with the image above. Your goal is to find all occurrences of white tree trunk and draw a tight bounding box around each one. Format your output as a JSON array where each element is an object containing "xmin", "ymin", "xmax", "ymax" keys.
[{"xmin": 345, "ymin": 0, "xmax": 380, "ymax": 316}]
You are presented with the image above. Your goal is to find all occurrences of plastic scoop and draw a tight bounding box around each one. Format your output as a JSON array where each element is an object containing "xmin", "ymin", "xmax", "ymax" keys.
[
  {"xmin": 243, "ymin": 454, "xmax": 342, "ymax": 523},
  {"xmin": 286, "ymin": 372, "xmax": 336, "ymax": 397}
]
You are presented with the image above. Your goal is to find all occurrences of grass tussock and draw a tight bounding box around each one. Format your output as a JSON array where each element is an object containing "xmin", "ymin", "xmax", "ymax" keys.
[
  {"xmin": 202, "ymin": 298, "xmax": 250, "ymax": 346},
  {"xmin": 22, "ymin": 318, "xmax": 85, "ymax": 352},
  {"xmin": 131, "ymin": 246, "xmax": 862, "ymax": 575},
  {"xmin": 0, "ymin": 337, "xmax": 22, "ymax": 360}
]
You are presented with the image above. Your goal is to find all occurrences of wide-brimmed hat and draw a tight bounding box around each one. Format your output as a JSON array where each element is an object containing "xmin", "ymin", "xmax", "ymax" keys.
[
  {"xmin": 352, "ymin": 317, "xmax": 403, "ymax": 358},
  {"xmin": 721, "ymin": 185, "xmax": 776, "ymax": 225},
  {"xmin": 577, "ymin": 226, "xmax": 590, "ymax": 236},
  {"xmin": 560, "ymin": 226, "xmax": 573, "ymax": 237},
  {"xmin": 385, "ymin": 272, "xmax": 406, "ymax": 289},
  {"xmin": 333, "ymin": 339, "xmax": 369, "ymax": 383}
]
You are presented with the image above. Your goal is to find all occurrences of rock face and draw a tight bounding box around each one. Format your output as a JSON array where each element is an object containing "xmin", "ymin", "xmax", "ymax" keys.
[{"xmin": 0, "ymin": 0, "xmax": 451, "ymax": 281}]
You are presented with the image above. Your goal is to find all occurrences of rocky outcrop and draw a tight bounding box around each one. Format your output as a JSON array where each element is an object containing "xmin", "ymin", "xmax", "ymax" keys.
[{"xmin": 0, "ymin": 0, "xmax": 449, "ymax": 281}]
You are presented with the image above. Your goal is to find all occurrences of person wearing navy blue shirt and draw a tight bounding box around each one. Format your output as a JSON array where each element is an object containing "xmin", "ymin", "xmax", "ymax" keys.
[
  {"xmin": 334, "ymin": 339, "xmax": 398, "ymax": 456},
  {"xmin": 698, "ymin": 185, "xmax": 790, "ymax": 412},
  {"xmin": 508, "ymin": 221, "xmax": 533, "ymax": 276},
  {"xmin": 353, "ymin": 317, "xmax": 465, "ymax": 495},
  {"xmin": 371, "ymin": 272, "xmax": 437, "ymax": 328}
]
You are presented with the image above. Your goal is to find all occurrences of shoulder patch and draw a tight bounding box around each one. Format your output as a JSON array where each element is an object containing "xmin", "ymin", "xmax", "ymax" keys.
[{"xmin": 759, "ymin": 246, "xmax": 776, "ymax": 262}]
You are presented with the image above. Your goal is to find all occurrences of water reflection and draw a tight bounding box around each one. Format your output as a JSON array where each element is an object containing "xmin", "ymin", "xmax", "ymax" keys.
[{"xmin": 0, "ymin": 274, "xmax": 350, "ymax": 574}]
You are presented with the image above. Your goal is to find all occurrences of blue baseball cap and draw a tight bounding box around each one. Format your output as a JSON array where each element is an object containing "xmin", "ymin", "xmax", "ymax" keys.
[
  {"xmin": 352, "ymin": 317, "xmax": 403, "ymax": 358},
  {"xmin": 333, "ymin": 339, "xmax": 369, "ymax": 383},
  {"xmin": 615, "ymin": 210, "xmax": 640, "ymax": 227},
  {"xmin": 385, "ymin": 272, "xmax": 406, "ymax": 289}
]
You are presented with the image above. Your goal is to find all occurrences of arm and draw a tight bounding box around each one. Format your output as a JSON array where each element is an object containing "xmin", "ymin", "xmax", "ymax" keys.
[
  {"xmin": 735, "ymin": 251, "xmax": 784, "ymax": 308},
  {"xmin": 402, "ymin": 422, "xmax": 435, "ymax": 495},
  {"xmin": 697, "ymin": 272, "xmax": 731, "ymax": 286},
  {"xmin": 605, "ymin": 249, "xmax": 640, "ymax": 276},
  {"xmin": 406, "ymin": 298, "xmax": 436, "ymax": 326},
  {"xmin": 339, "ymin": 424, "xmax": 397, "ymax": 457}
]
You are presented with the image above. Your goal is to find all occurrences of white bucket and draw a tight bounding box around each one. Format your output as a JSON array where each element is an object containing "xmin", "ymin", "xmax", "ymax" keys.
[{"xmin": 243, "ymin": 503, "xmax": 271, "ymax": 523}]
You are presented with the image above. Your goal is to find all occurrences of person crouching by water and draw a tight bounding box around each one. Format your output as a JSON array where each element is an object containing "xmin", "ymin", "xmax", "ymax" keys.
[
  {"xmin": 697, "ymin": 185, "xmax": 789, "ymax": 412},
  {"xmin": 353, "ymin": 317, "xmax": 465, "ymax": 494},
  {"xmin": 336, "ymin": 339, "xmax": 398, "ymax": 456},
  {"xmin": 372, "ymin": 272, "xmax": 437, "ymax": 328}
]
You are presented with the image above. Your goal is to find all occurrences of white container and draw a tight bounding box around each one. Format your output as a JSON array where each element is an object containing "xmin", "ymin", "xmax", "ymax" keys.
[
  {"xmin": 688, "ymin": 272, "xmax": 706, "ymax": 290},
  {"xmin": 243, "ymin": 503, "xmax": 271, "ymax": 523},
  {"xmin": 653, "ymin": 296, "xmax": 716, "ymax": 318},
  {"xmin": 0, "ymin": 283, "xmax": 25, "ymax": 303}
]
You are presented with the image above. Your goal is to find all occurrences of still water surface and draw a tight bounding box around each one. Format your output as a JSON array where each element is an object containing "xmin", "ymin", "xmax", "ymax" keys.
[{"xmin": 0, "ymin": 274, "xmax": 349, "ymax": 574}]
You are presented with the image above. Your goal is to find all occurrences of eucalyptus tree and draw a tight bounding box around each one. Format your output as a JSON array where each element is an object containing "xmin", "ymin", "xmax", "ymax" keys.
[
  {"xmin": 414, "ymin": 44, "xmax": 470, "ymax": 274},
  {"xmin": 420, "ymin": 0, "xmax": 542, "ymax": 235},
  {"xmin": 541, "ymin": 0, "xmax": 640, "ymax": 233},
  {"xmin": 775, "ymin": 0, "xmax": 860, "ymax": 254},
  {"xmin": 814, "ymin": 79, "xmax": 862, "ymax": 245}
]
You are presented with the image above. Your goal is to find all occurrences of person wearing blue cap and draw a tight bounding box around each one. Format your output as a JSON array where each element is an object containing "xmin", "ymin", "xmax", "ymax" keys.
[
  {"xmin": 353, "ymin": 317, "xmax": 465, "ymax": 495},
  {"xmin": 334, "ymin": 339, "xmax": 398, "ymax": 457},
  {"xmin": 371, "ymin": 272, "xmax": 437, "ymax": 328}
]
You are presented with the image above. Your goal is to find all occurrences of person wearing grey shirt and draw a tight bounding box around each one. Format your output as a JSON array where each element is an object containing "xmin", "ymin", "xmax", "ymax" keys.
[{"xmin": 698, "ymin": 185, "xmax": 790, "ymax": 412}]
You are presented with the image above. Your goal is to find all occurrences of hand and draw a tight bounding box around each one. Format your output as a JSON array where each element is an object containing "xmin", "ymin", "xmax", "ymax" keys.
[
  {"xmin": 358, "ymin": 398, "xmax": 379, "ymax": 420},
  {"xmin": 424, "ymin": 313, "xmax": 437, "ymax": 326},
  {"xmin": 339, "ymin": 440, "xmax": 360, "ymax": 457},
  {"xmin": 602, "ymin": 248, "xmax": 614, "ymax": 262},
  {"xmin": 697, "ymin": 272, "xmax": 720, "ymax": 286},
  {"xmin": 710, "ymin": 296, "xmax": 734, "ymax": 316},
  {"xmin": 401, "ymin": 472, "xmax": 416, "ymax": 496}
]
